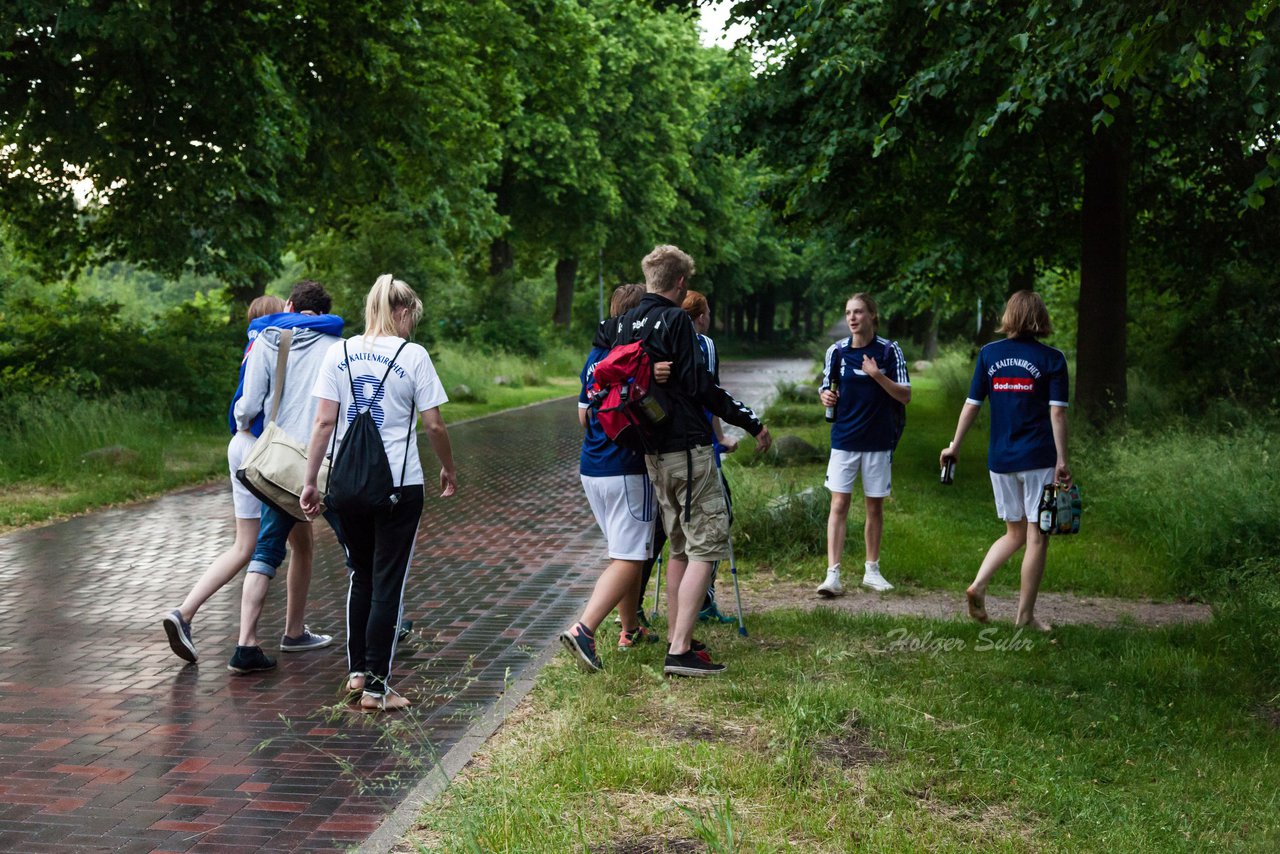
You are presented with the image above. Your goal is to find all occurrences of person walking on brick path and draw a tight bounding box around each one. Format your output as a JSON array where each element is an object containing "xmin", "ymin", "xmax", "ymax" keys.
[
  {"xmin": 615, "ymin": 245, "xmax": 772, "ymax": 677},
  {"xmin": 161, "ymin": 293, "xmax": 338, "ymax": 664},
  {"xmin": 939, "ymin": 290, "xmax": 1070, "ymax": 632},
  {"xmin": 560, "ymin": 283, "xmax": 659, "ymax": 672},
  {"xmin": 682, "ymin": 289, "xmax": 738, "ymax": 625},
  {"xmin": 226, "ymin": 280, "xmax": 346, "ymax": 674},
  {"xmin": 816, "ymin": 292, "xmax": 911, "ymax": 598},
  {"xmin": 301, "ymin": 273, "xmax": 457, "ymax": 712}
]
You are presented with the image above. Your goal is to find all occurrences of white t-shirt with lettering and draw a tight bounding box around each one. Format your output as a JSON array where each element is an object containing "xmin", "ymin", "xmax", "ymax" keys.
[{"xmin": 312, "ymin": 334, "xmax": 449, "ymax": 487}]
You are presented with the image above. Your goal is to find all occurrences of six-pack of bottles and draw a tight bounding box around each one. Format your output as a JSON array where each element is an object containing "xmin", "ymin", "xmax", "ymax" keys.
[{"xmin": 1037, "ymin": 483, "xmax": 1082, "ymax": 535}]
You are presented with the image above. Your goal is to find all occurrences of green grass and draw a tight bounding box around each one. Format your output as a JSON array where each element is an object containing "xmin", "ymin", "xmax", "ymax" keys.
[
  {"xmin": 0, "ymin": 342, "xmax": 584, "ymax": 530},
  {"xmin": 731, "ymin": 365, "xmax": 1176, "ymax": 599},
  {"xmin": 404, "ymin": 351, "xmax": 1280, "ymax": 853},
  {"xmin": 409, "ymin": 611, "xmax": 1279, "ymax": 852}
]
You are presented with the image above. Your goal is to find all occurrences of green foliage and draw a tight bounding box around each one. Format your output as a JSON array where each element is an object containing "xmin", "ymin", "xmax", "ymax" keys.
[
  {"xmin": 0, "ymin": 287, "xmax": 238, "ymax": 419},
  {"xmin": 1, "ymin": 0, "xmax": 505, "ymax": 291},
  {"xmin": 1083, "ymin": 421, "xmax": 1280, "ymax": 598}
]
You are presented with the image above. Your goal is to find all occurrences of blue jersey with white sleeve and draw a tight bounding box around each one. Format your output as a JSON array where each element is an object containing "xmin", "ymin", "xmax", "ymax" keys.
[
  {"xmin": 966, "ymin": 337, "xmax": 1069, "ymax": 473},
  {"xmin": 821, "ymin": 336, "xmax": 909, "ymax": 452}
]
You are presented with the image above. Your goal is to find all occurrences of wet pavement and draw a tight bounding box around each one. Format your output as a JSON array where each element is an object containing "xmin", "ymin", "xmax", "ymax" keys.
[{"xmin": 0, "ymin": 357, "xmax": 811, "ymax": 853}]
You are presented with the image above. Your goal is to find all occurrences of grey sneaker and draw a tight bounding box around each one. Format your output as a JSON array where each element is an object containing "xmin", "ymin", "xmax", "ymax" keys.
[
  {"xmin": 227, "ymin": 645, "xmax": 277, "ymax": 674},
  {"xmin": 280, "ymin": 627, "xmax": 333, "ymax": 652},
  {"xmin": 162, "ymin": 610, "xmax": 198, "ymax": 663}
]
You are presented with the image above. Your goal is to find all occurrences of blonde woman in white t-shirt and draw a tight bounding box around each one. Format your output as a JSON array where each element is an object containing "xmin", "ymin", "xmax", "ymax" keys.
[{"xmin": 301, "ymin": 274, "xmax": 457, "ymax": 711}]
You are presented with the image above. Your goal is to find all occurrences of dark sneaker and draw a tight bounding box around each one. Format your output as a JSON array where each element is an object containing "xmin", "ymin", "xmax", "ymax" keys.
[
  {"xmin": 618, "ymin": 626, "xmax": 658, "ymax": 651},
  {"xmin": 398, "ymin": 619, "xmax": 414, "ymax": 642},
  {"xmin": 635, "ymin": 608, "xmax": 651, "ymax": 629},
  {"xmin": 280, "ymin": 627, "xmax": 333, "ymax": 652},
  {"xmin": 664, "ymin": 650, "xmax": 726, "ymax": 677},
  {"xmin": 162, "ymin": 610, "xmax": 198, "ymax": 663},
  {"xmin": 227, "ymin": 645, "xmax": 277, "ymax": 674},
  {"xmin": 559, "ymin": 622, "xmax": 602, "ymax": 673}
]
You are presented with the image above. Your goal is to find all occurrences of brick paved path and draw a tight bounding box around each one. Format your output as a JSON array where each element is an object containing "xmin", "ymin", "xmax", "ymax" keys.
[
  {"xmin": 0, "ymin": 397, "xmax": 602, "ymax": 853},
  {"xmin": 0, "ymin": 358, "xmax": 811, "ymax": 853}
]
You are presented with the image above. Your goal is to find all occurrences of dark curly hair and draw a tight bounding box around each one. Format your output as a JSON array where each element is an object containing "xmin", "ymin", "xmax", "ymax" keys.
[{"xmin": 288, "ymin": 279, "xmax": 332, "ymax": 314}]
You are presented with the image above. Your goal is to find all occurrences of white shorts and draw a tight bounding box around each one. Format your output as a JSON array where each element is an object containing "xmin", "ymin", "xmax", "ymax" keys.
[
  {"xmin": 581, "ymin": 474, "xmax": 656, "ymax": 561},
  {"xmin": 825, "ymin": 449, "xmax": 892, "ymax": 497},
  {"xmin": 228, "ymin": 431, "xmax": 263, "ymax": 520},
  {"xmin": 989, "ymin": 468, "xmax": 1056, "ymax": 522}
]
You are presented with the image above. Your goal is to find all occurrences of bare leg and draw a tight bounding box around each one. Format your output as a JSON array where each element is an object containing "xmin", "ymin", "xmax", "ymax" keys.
[
  {"xmin": 967, "ymin": 521, "xmax": 1027, "ymax": 623},
  {"xmin": 178, "ymin": 517, "xmax": 259, "ymax": 622},
  {"xmin": 282, "ymin": 523, "xmax": 313, "ymax": 639},
  {"xmin": 669, "ymin": 560, "xmax": 713, "ymax": 655},
  {"xmin": 1015, "ymin": 523, "xmax": 1051, "ymax": 631},
  {"xmin": 864, "ymin": 496, "xmax": 884, "ymax": 563},
  {"xmin": 238, "ymin": 572, "xmax": 272, "ymax": 647},
  {"xmin": 665, "ymin": 555, "xmax": 687, "ymax": 637},
  {"xmin": 826, "ymin": 491, "xmax": 852, "ymax": 567},
  {"xmin": 578, "ymin": 559, "xmax": 643, "ymax": 634}
]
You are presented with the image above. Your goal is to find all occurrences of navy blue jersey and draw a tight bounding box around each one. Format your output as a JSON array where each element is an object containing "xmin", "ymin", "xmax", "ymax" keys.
[
  {"xmin": 821, "ymin": 336, "xmax": 909, "ymax": 452},
  {"xmin": 579, "ymin": 346, "xmax": 648, "ymax": 477},
  {"xmin": 966, "ymin": 337, "xmax": 1069, "ymax": 473}
]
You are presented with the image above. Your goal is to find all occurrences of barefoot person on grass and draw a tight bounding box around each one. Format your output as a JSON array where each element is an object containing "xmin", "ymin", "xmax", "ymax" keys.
[
  {"xmin": 939, "ymin": 290, "xmax": 1071, "ymax": 632},
  {"xmin": 817, "ymin": 293, "xmax": 910, "ymax": 598}
]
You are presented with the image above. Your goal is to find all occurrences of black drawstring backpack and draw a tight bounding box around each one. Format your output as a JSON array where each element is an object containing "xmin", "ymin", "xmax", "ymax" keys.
[{"xmin": 325, "ymin": 340, "xmax": 414, "ymax": 513}]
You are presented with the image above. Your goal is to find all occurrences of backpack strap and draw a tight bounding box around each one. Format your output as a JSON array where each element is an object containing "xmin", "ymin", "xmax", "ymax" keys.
[
  {"xmin": 267, "ymin": 329, "xmax": 294, "ymax": 425},
  {"xmin": 347, "ymin": 339, "xmax": 410, "ymax": 413}
]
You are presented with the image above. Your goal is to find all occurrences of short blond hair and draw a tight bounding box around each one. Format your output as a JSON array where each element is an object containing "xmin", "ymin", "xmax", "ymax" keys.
[
  {"xmin": 998, "ymin": 290, "xmax": 1053, "ymax": 338},
  {"xmin": 364, "ymin": 273, "xmax": 423, "ymax": 339},
  {"xmin": 641, "ymin": 245, "xmax": 695, "ymax": 294},
  {"xmin": 610, "ymin": 283, "xmax": 646, "ymax": 317}
]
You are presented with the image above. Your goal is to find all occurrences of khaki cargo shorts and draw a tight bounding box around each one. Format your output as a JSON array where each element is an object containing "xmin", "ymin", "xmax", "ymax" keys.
[{"xmin": 645, "ymin": 444, "xmax": 730, "ymax": 562}]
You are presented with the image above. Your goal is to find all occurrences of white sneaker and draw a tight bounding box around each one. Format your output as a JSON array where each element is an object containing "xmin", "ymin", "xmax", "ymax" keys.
[
  {"xmin": 861, "ymin": 566, "xmax": 894, "ymax": 592},
  {"xmin": 817, "ymin": 569, "xmax": 844, "ymax": 598}
]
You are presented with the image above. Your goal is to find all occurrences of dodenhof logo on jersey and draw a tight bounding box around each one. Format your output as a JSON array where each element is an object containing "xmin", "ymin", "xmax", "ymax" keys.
[{"xmin": 992, "ymin": 377, "xmax": 1035, "ymax": 393}]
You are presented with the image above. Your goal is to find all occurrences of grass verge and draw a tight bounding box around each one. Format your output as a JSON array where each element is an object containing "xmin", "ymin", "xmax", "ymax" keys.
[
  {"xmin": 402, "ymin": 350, "xmax": 1280, "ymax": 852},
  {"xmin": 405, "ymin": 610, "xmax": 1279, "ymax": 852}
]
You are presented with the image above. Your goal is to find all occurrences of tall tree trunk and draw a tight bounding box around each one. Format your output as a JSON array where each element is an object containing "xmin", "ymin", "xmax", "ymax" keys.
[
  {"xmin": 923, "ymin": 309, "xmax": 939, "ymax": 360},
  {"xmin": 553, "ymin": 257, "xmax": 578, "ymax": 328},
  {"xmin": 732, "ymin": 302, "xmax": 745, "ymax": 337},
  {"xmin": 489, "ymin": 164, "xmax": 515, "ymax": 278},
  {"xmin": 973, "ymin": 302, "xmax": 997, "ymax": 350},
  {"xmin": 758, "ymin": 287, "xmax": 776, "ymax": 341},
  {"xmin": 790, "ymin": 295, "xmax": 803, "ymax": 337},
  {"xmin": 1077, "ymin": 108, "xmax": 1129, "ymax": 428}
]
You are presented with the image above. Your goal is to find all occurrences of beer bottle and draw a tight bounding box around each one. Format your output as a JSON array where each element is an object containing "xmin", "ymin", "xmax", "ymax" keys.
[{"xmin": 1037, "ymin": 484, "xmax": 1056, "ymax": 534}]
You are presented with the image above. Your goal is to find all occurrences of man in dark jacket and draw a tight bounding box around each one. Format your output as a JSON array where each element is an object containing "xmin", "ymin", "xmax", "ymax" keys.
[{"xmin": 613, "ymin": 245, "xmax": 772, "ymax": 676}]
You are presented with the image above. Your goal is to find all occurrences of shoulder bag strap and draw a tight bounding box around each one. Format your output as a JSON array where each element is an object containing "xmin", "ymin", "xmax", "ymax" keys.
[{"xmin": 268, "ymin": 329, "xmax": 294, "ymax": 425}]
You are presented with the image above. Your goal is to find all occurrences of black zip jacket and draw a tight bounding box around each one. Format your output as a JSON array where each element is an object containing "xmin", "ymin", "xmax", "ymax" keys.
[{"xmin": 610, "ymin": 293, "xmax": 763, "ymax": 454}]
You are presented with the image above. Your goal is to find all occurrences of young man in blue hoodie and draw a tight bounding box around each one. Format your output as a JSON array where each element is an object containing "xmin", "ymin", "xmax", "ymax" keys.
[{"xmin": 226, "ymin": 281, "xmax": 346, "ymax": 673}]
